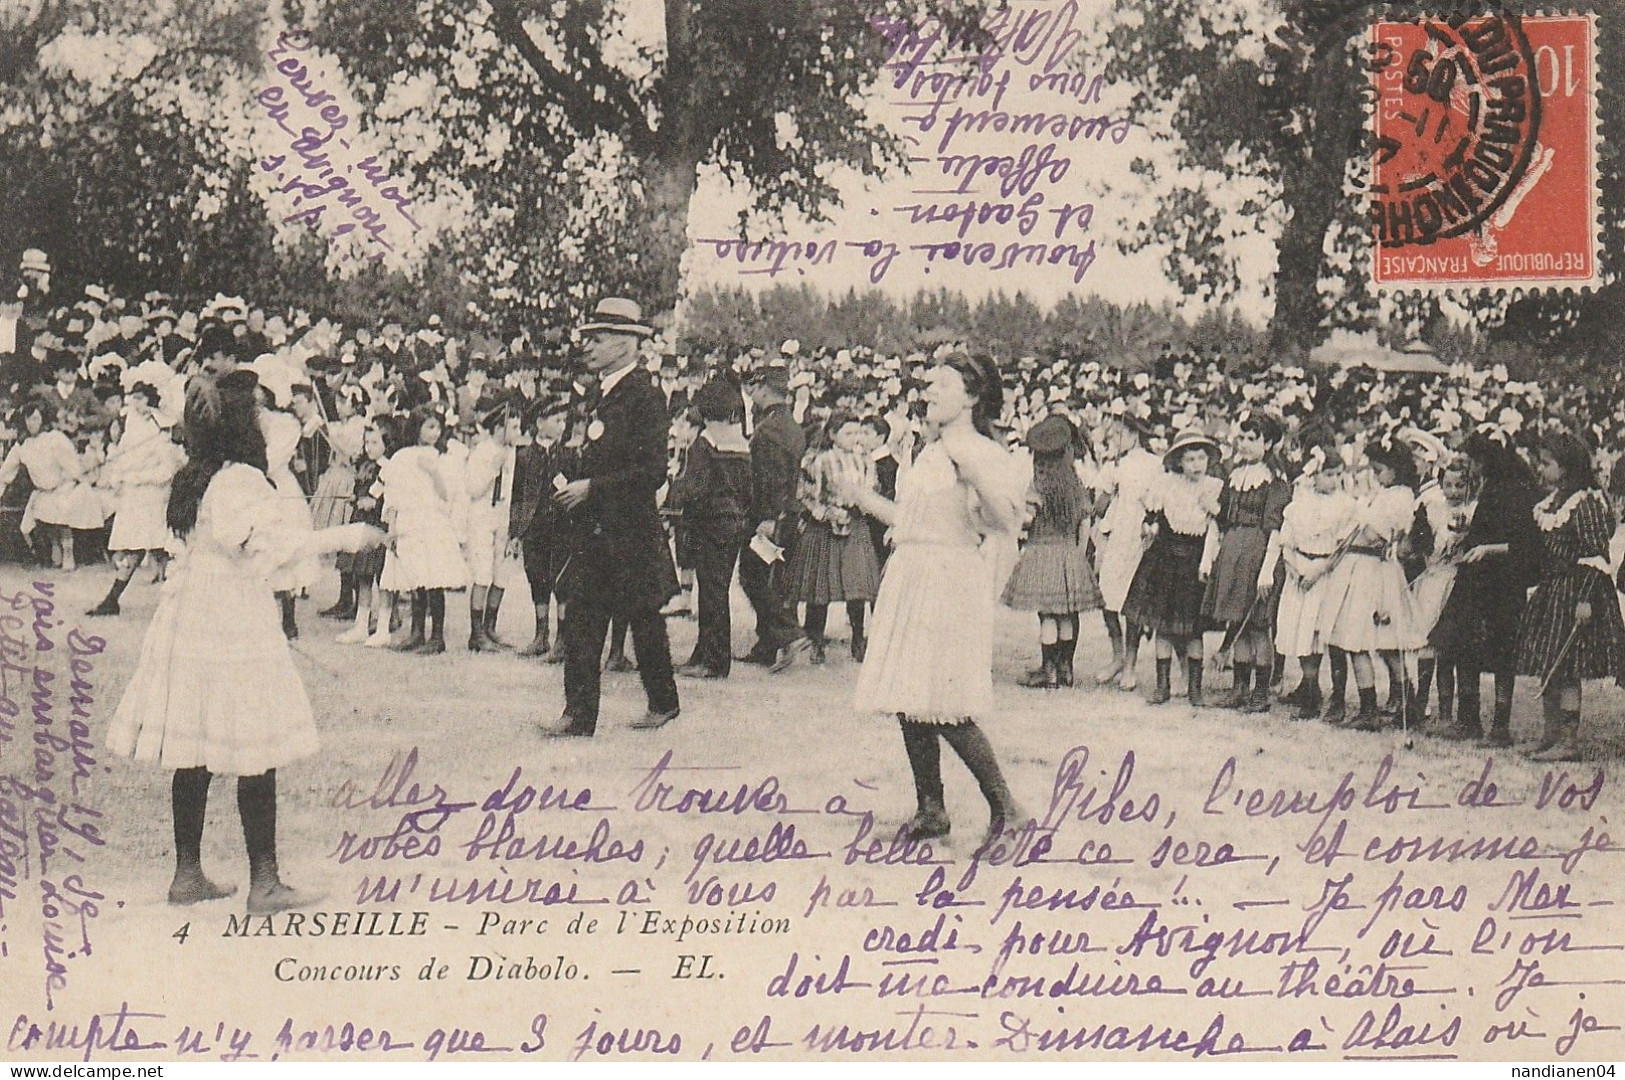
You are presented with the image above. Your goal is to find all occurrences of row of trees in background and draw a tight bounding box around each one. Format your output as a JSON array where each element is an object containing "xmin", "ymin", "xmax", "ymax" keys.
[{"xmin": 679, "ymin": 284, "xmax": 1572, "ymax": 379}]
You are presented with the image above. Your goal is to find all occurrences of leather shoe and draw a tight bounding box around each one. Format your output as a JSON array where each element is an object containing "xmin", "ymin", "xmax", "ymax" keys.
[
  {"xmin": 539, "ymin": 713, "xmax": 594, "ymax": 738},
  {"xmin": 770, "ymin": 636, "xmax": 812, "ymax": 674},
  {"xmin": 630, "ymin": 706, "xmax": 680, "ymax": 731},
  {"xmin": 736, "ymin": 648, "xmax": 776, "ymax": 667}
]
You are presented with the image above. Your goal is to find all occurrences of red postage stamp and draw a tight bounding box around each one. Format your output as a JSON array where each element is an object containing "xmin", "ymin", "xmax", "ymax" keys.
[{"xmin": 1370, "ymin": 13, "xmax": 1599, "ymax": 290}]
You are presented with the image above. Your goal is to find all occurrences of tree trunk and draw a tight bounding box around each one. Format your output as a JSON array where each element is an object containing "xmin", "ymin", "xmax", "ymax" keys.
[
  {"xmin": 1268, "ymin": 22, "xmax": 1365, "ymax": 359},
  {"xmin": 634, "ymin": 151, "xmax": 700, "ymax": 317}
]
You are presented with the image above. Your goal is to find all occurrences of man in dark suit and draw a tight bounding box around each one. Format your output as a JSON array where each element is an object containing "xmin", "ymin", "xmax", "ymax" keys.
[
  {"xmin": 541, "ymin": 298, "xmax": 681, "ymax": 737},
  {"xmin": 738, "ymin": 364, "xmax": 811, "ymax": 671}
]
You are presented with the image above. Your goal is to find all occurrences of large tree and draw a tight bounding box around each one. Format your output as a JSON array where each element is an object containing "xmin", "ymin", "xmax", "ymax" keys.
[{"xmin": 2, "ymin": 0, "xmax": 987, "ymax": 330}]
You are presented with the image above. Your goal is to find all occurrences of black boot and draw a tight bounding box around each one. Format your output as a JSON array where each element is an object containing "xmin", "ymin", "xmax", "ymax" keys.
[
  {"xmin": 1149, "ymin": 658, "xmax": 1172, "ymax": 705},
  {"xmin": 167, "ymin": 768, "xmax": 235, "ymax": 905},
  {"xmin": 392, "ymin": 592, "xmax": 427, "ymax": 651},
  {"xmin": 1324, "ymin": 648, "xmax": 1349, "ymax": 724},
  {"xmin": 1294, "ymin": 656, "xmax": 1322, "ymax": 719},
  {"xmin": 1349, "ymin": 686, "xmax": 1383, "ymax": 731},
  {"xmin": 1483, "ymin": 679, "xmax": 1514, "ymax": 748},
  {"xmin": 1055, "ymin": 634, "xmax": 1077, "ymax": 687},
  {"xmin": 417, "ymin": 590, "xmax": 446, "ymax": 654},
  {"xmin": 1213, "ymin": 662, "xmax": 1250, "ymax": 709},
  {"xmin": 468, "ymin": 606, "xmax": 494, "ymax": 652},
  {"xmin": 519, "ymin": 604, "xmax": 552, "ymax": 657},
  {"xmin": 899, "ymin": 719, "xmax": 949, "ymax": 841},
  {"xmin": 241, "ymin": 771, "xmax": 323, "ymax": 915},
  {"xmin": 484, "ymin": 587, "xmax": 512, "ymax": 648},
  {"xmin": 1019, "ymin": 643, "xmax": 1059, "ymax": 688},
  {"xmin": 940, "ymin": 721, "xmax": 1023, "ymax": 848},
  {"xmin": 1411, "ymin": 658, "xmax": 1436, "ymax": 729},
  {"xmin": 87, "ymin": 575, "xmax": 129, "ymax": 617},
  {"xmin": 1443, "ymin": 672, "xmax": 1483, "ymax": 740},
  {"xmin": 1186, "ymin": 656, "xmax": 1204, "ymax": 706},
  {"xmin": 278, "ymin": 591, "xmax": 298, "ymax": 640}
]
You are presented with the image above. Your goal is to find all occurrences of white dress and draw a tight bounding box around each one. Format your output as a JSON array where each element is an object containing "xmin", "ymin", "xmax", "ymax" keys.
[
  {"xmin": 1404, "ymin": 489, "xmax": 1470, "ymax": 650},
  {"xmin": 260, "ymin": 410, "xmax": 318, "ymax": 592},
  {"xmin": 0, "ymin": 431, "xmax": 89, "ymax": 532},
  {"xmin": 107, "ymin": 412, "xmax": 183, "ymax": 551},
  {"xmin": 1274, "ymin": 486, "xmax": 1358, "ymax": 658},
  {"xmin": 106, "ymin": 465, "xmax": 373, "ymax": 775},
  {"xmin": 378, "ymin": 446, "xmax": 470, "ymax": 591},
  {"xmin": 854, "ymin": 436, "xmax": 1025, "ymax": 725},
  {"xmin": 1094, "ymin": 447, "xmax": 1163, "ymax": 611},
  {"xmin": 1318, "ymin": 484, "xmax": 1417, "ymax": 652}
]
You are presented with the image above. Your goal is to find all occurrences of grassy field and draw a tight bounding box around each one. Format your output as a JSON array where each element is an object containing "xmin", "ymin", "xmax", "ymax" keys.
[{"xmin": 4, "ymin": 561, "xmax": 1623, "ymax": 1062}]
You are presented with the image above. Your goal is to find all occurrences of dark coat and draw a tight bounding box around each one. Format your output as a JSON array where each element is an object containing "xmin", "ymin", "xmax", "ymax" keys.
[
  {"xmin": 749, "ymin": 403, "xmax": 805, "ymax": 528},
  {"xmin": 510, "ymin": 441, "xmax": 569, "ymax": 541},
  {"xmin": 555, "ymin": 368, "xmax": 679, "ymax": 615}
]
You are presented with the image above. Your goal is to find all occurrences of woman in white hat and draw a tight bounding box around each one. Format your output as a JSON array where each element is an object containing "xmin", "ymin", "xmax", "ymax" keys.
[{"xmin": 1120, "ymin": 429, "xmax": 1223, "ymax": 705}]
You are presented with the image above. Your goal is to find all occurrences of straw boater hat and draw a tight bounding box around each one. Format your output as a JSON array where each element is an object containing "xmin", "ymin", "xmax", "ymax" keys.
[
  {"xmin": 1162, "ymin": 427, "xmax": 1219, "ymax": 466},
  {"xmin": 579, "ymin": 297, "xmax": 653, "ymax": 338},
  {"xmin": 20, "ymin": 249, "xmax": 49, "ymax": 274}
]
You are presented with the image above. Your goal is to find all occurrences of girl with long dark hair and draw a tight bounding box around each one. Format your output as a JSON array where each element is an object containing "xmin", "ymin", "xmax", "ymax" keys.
[
  {"xmin": 106, "ymin": 370, "xmax": 384, "ymax": 914},
  {"xmin": 1515, "ymin": 431, "xmax": 1625, "ymax": 761},
  {"xmin": 1003, "ymin": 414, "xmax": 1101, "ymax": 688},
  {"xmin": 842, "ymin": 353, "xmax": 1027, "ymax": 846},
  {"xmin": 1430, "ymin": 430, "xmax": 1539, "ymax": 746}
]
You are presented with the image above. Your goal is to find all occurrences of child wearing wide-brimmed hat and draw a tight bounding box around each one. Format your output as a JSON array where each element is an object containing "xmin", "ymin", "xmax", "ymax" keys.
[{"xmin": 1121, "ymin": 428, "xmax": 1224, "ymax": 705}]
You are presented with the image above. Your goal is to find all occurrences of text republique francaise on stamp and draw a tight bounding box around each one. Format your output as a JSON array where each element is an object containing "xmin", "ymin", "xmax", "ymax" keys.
[{"xmin": 1371, "ymin": 13, "xmax": 1600, "ymax": 290}]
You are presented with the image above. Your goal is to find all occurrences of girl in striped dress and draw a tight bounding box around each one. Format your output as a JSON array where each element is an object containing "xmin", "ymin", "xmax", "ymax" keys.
[
  {"xmin": 1515, "ymin": 432, "xmax": 1625, "ymax": 762},
  {"xmin": 1003, "ymin": 414, "xmax": 1100, "ymax": 688}
]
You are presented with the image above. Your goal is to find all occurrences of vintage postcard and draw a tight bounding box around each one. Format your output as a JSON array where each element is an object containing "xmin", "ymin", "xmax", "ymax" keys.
[{"xmin": 2, "ymin": 0, "xmax": 1623, "ymax": 1066}]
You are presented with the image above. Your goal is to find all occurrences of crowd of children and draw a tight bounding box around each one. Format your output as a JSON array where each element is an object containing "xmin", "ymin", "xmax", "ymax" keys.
[{"xmin": 5, "ymin": 261, "xmax": 1625, "ymax": 763}]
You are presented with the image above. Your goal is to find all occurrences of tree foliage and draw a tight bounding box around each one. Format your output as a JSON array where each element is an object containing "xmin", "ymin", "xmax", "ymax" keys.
[{"xmin": 1, "ymin": 0, "xmax": 989, "ymax": 332}]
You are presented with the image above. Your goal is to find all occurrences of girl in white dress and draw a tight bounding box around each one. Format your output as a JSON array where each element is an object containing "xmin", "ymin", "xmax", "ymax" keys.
[
  {"xmin": 378, "ymin": 408, "xmax": 469, "ymax": 654},
  {"xmin": 1275, "ymin": 449, "xmax": 1358, "ymax": 719},
  {"xmin": 106, "ymin": 370, "xmax": 384, "ymax": 914},
  {"xmin": 88, "ymin": 382, "xmax": 184, "ymax": 616},
  {"xmin": 1316, "ymin": 442, "xmax": 1419, "ymax": 730},
  {"xmin": 841, "ymin": 354, "xmax": 1028, "ymax": 847},
  {"xmin": 0, "ymin": 400, "xmax": 86, "ymax": 570},
  {"xmin": 1091, "ymin": 417, "xmax": 1163, "ymax": 690}
]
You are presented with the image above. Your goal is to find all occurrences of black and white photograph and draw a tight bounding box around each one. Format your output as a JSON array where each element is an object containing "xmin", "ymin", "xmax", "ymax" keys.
[{"xmin": 2, "ymin": 0, "xmax": 1624, "ymax": 1066}]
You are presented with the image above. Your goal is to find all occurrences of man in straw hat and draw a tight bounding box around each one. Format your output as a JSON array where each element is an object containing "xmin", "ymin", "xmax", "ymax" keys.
[{"xmin": 542, "ymin": 298, "xmax": 681, "ymax": 736}]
